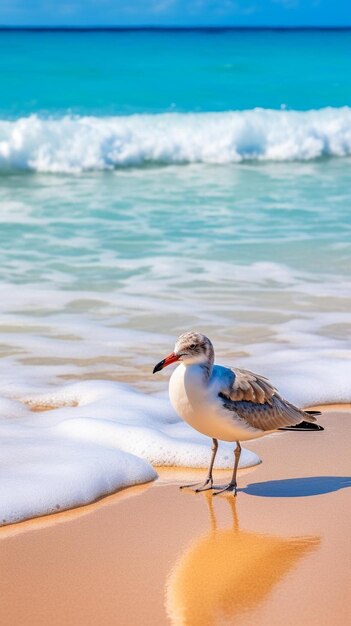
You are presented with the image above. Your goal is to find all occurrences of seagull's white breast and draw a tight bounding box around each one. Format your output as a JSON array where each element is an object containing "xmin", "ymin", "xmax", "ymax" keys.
[{"xmin": 169, "ymin": 363, "xmax": 261, "ymax": 442}]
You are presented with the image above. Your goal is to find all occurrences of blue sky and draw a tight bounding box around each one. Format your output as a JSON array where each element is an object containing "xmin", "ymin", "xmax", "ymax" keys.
[{"xmin": 0, "ymin": 0, "xmax": 349, "ymax": 27}]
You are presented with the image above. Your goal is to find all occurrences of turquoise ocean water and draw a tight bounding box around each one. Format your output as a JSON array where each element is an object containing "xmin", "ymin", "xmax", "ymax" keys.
[
  {"xmin": 0, "ymin": 29, "xmax": 350, "ymax": 399},
  {"xmin": 0, "ymin": 28, "xmax": 351, "ymax": 524}
]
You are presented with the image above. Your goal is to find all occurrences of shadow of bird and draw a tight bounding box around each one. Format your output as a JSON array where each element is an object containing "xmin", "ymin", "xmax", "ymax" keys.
[{"xmin": 243, "ymin": 476, "xmax": 351, "ymax": 498}]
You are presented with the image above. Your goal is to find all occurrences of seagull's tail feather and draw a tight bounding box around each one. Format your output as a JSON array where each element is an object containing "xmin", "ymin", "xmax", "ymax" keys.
[{"xmin": 279, "ymin": 408, "xmax": 324, "ymax": 431}]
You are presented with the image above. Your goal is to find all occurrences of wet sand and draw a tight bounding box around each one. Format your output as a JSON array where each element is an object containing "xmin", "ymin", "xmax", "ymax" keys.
[{"xmin": 0, "ymin": 406, "xmax": 350, "ymax": 626}]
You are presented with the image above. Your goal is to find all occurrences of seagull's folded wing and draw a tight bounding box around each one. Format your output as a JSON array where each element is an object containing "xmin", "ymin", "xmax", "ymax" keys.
[
  {"xmin": 226, "ymin": 367, "xmax": 276, "ymax": 404},
  {"xmin": 218, "ymin": 367, "xmax": 316, "ymax": 431}
]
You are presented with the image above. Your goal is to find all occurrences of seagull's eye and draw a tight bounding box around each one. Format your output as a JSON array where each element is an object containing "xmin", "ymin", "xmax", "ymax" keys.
[{"xmin": 189, "ymin": 343, "xmax": 196, "ymax": 350}]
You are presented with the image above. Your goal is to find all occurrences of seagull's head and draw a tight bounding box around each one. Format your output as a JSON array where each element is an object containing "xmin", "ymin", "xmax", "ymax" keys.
[{"xmin": 153, "ymin": 331, "xmax": 214, "ymax": 373}]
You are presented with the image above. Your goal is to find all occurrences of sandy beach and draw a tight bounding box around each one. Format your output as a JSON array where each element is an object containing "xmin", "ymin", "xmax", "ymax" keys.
[{"xmin": 0, "ymin": 404, "xmax": 350, "ymax": 626}]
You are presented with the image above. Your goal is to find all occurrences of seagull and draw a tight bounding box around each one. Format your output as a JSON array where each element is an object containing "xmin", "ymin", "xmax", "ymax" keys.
[{"xmin": 153, "ymin": 331, "xmax": 321, "ymax": 496}]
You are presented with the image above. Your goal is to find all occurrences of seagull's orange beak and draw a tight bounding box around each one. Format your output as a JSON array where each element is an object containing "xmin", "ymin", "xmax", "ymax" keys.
[{"xmin": 153, "ymin": 351, "xmax": 180, "ymax": 373}]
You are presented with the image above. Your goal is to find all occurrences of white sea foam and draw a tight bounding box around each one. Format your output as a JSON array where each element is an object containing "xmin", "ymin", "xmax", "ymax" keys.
[
  {"xmin": 0, "ymin": 380, "xmax": 260, "ymax": 526},
  {"xmin": 1, "ymin": 108, "xmax": 351, "ymax": 172}
]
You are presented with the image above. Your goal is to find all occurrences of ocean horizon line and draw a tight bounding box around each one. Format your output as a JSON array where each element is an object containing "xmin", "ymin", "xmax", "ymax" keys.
[{"xmin": 0, "ymin": 25, "xmax": 351, "ymax": 32}]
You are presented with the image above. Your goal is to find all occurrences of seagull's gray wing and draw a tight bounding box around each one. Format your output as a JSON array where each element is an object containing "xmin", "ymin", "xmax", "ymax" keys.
[
  {"xmin": 219, "ymin": 367, "xmax": 317, "ymax": 431},
  {"xmin": 225, "ymin": 367, "xmax": 277, "ymax": 405}
]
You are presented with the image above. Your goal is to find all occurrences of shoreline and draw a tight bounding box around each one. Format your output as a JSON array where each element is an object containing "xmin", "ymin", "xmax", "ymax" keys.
[
  {"xmin": 0, "ymin": 404, "xmax": 350, "ymax": 625},
  {"xmin": 0, "ymin": 402, "xmax": 348, "ymax": 533},
  {"xmin": 0, "ymin": 401, "xmax": 347, "ymax": 532}
]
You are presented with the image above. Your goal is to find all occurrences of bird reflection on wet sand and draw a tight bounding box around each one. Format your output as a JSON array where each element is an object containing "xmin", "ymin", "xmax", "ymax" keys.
[{"xmin": 166, "ymin": 496, "xmax": 319, "ymax": 626}]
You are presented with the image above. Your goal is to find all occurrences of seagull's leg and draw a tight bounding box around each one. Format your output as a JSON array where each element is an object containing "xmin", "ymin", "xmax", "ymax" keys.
[
  {"xmin": 180, "ymin": 438, "xmax": 218, "ymax": 492},
  {"xmin": 213, "ymin": 441, "xmax": 241, "ymax": 496}
]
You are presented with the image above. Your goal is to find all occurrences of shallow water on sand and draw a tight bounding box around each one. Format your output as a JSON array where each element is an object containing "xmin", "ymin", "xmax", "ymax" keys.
[{"xmin": 0, "ymin": 160, "xmax": 350, "ymax": 400}]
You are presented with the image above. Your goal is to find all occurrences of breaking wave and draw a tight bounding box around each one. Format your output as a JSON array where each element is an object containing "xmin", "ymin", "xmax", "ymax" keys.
[{"xmin": 1, "ymin": 107, "xmax": 351, "ymax": 173}]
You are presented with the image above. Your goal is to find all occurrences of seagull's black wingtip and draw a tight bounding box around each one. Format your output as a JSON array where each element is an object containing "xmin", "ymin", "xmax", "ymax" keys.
[{"xmin": 279, "ymin": 421, "xmax": 324, "ymax": 432}]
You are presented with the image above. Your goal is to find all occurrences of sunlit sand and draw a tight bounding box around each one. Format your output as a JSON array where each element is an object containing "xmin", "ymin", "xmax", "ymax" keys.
[{"xmin": 0, "ymin": 406, "xmax": 350, "ymax": 626}]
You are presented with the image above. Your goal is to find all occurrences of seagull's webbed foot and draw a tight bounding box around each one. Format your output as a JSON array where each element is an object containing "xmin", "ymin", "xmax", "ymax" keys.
[
  {"xmin": 213, "ymin": 441, "xmax": 241, "ymax": 496},
  {"xmin": 212, "ymin": 481, "xmax": 237, "ymax": 497},
  {"xmin": 180, "ymin": 438, "xmax": 219, "ymax": 493},
  {"xmin": 179, "ymin": 477, "xmax": 214, "ymax": 492}
]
